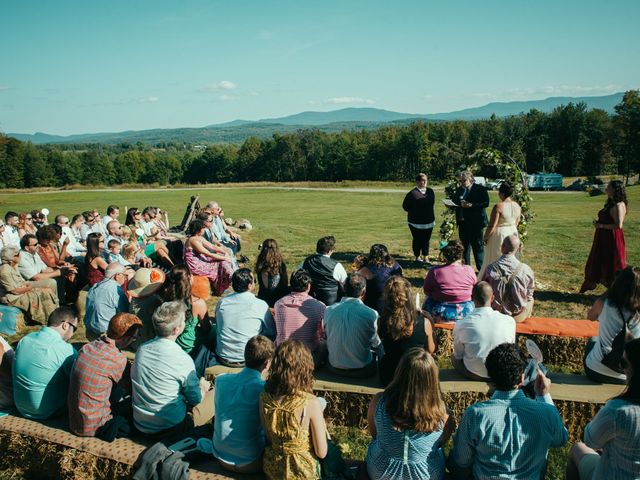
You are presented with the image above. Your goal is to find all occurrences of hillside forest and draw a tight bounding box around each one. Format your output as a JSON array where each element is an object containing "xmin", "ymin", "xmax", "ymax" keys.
[{"xmin": 1, "ymin": 90, "xmax": 639, "ymax": 188}]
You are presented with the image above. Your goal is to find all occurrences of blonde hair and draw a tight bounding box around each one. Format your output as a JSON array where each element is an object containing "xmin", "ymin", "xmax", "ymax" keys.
[
  {"xmin": 264, "ymin": 340, "xmax": 314, "ymax": 397},
  {"xmin": 121, "ymin": 225, "xmax": 133, "ymax": 241},
  {"xmin": 384, "ymin": 348, "xmax": 446, "ymax": 432},
  {"xmin": 122, "ymin": 242, "xmax": 139, "ymax": 261},
  {"xmin": 379, "ymin": 276, "xmax": 415, "ymax": 341}
]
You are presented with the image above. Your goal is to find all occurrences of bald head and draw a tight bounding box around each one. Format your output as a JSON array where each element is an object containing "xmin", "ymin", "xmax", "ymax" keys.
[
  {"xmin": 501, "ymin": 234, "xmax": 520, "ymax": 255},
  {"xmin": 471, "ymin": 281, "xmax": 494, "ymax": 307}
]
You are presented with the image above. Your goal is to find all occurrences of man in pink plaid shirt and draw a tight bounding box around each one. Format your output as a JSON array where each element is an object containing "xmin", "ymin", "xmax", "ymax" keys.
[{"xmin": 68, "ymin": 312, "xmax": 142, "ymax": 441}]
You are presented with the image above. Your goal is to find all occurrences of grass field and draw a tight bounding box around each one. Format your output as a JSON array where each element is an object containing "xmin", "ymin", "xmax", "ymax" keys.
[
  {"xmin": 1, "ymin": 183, "xmax": 637, "ymax": 317},
  {"xmin": 0, "ymin": 183, "xmax": 638, "ymax": 480}
]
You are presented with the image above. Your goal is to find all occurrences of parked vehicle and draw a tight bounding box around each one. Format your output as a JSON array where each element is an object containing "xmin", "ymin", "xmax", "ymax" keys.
[
  {"xmin": 485, "ymin": 179, "xmax": 504, "ymax": 190},
  {"xmin": 528, "ymin": 173, "xmax": 563, "ymax": 190},
  {"xmin": 473, "ymin": 176, "xmax": 487, "ymax": 186}
]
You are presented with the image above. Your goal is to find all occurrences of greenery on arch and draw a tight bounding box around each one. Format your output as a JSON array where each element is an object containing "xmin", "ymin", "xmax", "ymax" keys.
[{"xmin": 439, "ymin": 148, "xmax": 534, "ymax": 243}]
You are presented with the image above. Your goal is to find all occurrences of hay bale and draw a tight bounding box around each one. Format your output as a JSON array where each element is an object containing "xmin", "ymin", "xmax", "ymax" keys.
[
  {"xmin": 0, "ymin": 431, "xmax": 133, "ymax": 480},
  {"xmin": 434, "ymin": 328, "xmax": 586, "ymax": 372}
]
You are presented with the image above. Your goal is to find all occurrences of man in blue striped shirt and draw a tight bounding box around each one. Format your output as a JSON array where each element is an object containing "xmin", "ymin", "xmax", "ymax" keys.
[{"xmin": 448, "ymin": 343, "xmax": 568, "ymax": 480}]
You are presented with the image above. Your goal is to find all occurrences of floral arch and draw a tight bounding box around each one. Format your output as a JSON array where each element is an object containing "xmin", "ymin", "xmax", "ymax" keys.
[{"xmin": 439, "ymin": 148, "xmax": 534, "ymax": 243}]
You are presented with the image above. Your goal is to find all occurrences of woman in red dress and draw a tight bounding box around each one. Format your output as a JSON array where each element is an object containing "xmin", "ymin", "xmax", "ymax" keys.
[{"xmin": 580, "ymin": 180, "xmax": 627, "ymax": 293}]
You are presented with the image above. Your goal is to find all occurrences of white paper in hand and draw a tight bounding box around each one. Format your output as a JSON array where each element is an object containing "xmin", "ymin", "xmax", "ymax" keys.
[
  {"xmin": 415, "ymin": 292, "xmax": 420, "ymax": 310},
  {"xmin": 525, "ymin": 339, "xmax": 543, "ymax": 364}
]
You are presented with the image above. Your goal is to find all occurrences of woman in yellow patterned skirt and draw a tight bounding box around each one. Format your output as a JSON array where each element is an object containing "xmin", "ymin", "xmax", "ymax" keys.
[{"xmin": 260, "ymin": 340, "xmax": 328, "ymax": 479}]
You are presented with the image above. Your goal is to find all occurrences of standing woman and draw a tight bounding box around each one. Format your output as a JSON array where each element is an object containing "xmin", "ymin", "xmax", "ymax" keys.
[
  {"xmin": 581, "ymin": 180, "xmax": 627, "ymax": 293},
  {"xmin": 477, "ymin": 181, "xmax": 521, "ymax": 279},
  {"xmin": 402, "ymin": 173, "xmax": 435, "ymax": 264},
  {"xmin": 255, "ymin": 239, "xmax": 288, "ymax": 307},
  {"xmin": 366, "ymin": 348, "xmax": 452, "ymax": 480}
]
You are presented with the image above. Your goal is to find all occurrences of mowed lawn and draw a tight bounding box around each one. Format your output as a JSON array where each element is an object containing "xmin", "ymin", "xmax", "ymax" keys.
[
  {"xmin": 1, "ymin": 184, "xmax": 637, "ymax": 319},
  {"xmin": 1, "ymin": 184, "xmax": 637, "ymax": 480}
]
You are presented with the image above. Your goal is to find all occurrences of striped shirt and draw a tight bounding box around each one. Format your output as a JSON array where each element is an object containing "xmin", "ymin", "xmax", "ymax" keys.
[
  {"xmin": 584, "ymin": 399, "xmax": 640, "ymax": 480},
  {"xmin": 449, "ymin": 389, "xmax": 568, "ymax": 480},
  {"xmin": 274, "ymin": 292, "xmax": 326, "ymax": 351}
]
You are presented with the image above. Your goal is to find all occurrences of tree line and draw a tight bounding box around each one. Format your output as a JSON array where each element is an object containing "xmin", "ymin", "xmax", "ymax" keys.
[{"xmin": 1, "ymin": 90, "xmax": 639, "ymax": 189}]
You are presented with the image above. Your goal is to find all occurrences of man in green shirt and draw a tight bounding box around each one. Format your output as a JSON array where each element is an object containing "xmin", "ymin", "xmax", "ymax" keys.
[{"xmin": 13, "ymin": 306, "xmax": 78, "ymax": 419}]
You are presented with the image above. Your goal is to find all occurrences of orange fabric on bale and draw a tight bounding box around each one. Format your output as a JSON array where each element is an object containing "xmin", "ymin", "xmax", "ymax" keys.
[
  {"xmin": 191, "ymin": 275, "xmax": 211, "ymax": 300},
  {"xmin": 435, "ymin": 316, "xmax": 598, "ymax": 338}
]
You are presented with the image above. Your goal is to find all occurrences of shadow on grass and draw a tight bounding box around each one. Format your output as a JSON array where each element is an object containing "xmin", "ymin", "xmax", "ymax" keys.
[{"xmin": 534, "ymin": 290, "xmax": 598, "ymax": 306}]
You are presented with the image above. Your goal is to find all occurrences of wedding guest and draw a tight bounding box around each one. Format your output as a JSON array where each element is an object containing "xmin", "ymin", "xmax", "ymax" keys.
[{"xmin": 402, "ymin": 173, "xmax": 436, "ymax": 263}]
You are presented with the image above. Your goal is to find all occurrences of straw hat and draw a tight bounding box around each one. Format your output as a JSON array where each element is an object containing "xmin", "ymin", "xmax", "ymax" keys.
[{"xmin": 127, "ymin": 268, "xmax": 166, "ymax": 298}]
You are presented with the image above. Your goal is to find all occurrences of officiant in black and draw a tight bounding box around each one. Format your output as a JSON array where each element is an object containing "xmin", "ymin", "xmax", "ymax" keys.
[{"xmin": 452, "ymin": 170, "xmax": 490, "ymax": 270}]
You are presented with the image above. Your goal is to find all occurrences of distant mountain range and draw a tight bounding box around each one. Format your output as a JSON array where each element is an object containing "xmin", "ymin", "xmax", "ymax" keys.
[{"xmin": 9, "ymin": 92, "xmax": 625, "ymax": 145}]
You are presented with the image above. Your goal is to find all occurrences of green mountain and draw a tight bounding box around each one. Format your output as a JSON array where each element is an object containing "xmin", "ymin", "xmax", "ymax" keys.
[{"xmin": 8, "ymin": 92, "xmax": 626, "ymax": 145}]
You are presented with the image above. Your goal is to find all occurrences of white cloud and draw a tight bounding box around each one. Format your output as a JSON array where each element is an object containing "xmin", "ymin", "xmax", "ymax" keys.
[
  {"xmin": 248, "ymin": 91, "xmax": 259, "ymax": 96},
  {"xmin": 0, "ymin": 85, "xmax": 11, "ymax": 92},
  {"xmin": 422, "ymin": 94, "xmax": 433, "ymax": 99},
  {"xmin": 219, "ymin": 94, "xmax": 238, "ymax": 101},
  {"xmin": 504, "ymin": 84, "xmax": 621, "ymax": 98},
  {"xmin": 199, "ymin": 80, "xmax": 238, "ymax": 93},
  {"xmin": 138, "ymin": 96, "xmax": 158, "ymax": 103},
  {"xmin": 323, "ymin": 96, "xmax": 375, "ymax": 105}
]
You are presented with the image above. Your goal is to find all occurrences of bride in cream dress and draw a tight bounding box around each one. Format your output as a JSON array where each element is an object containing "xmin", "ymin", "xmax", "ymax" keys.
[{"xmin": 478, "ymin": 181, "xmax": 521, "ymax": 279}]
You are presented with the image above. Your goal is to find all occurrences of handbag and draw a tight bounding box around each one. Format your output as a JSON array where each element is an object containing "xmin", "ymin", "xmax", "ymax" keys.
[
  {"xmin": 601, "ymin": 306, "xmax": 633, "ymax": 373},
  {"xmin": 318, "ymin": 438, "xmax": 347, "ymax": 479}
]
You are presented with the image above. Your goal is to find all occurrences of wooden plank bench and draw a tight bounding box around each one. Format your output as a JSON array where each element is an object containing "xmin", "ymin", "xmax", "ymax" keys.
[
  {"xmin": 205, "ymin": 365, "xmax": 622, "ymax": 441},
  {"xmin": 433, "ymin": 316, "xmax": 598, "ymax": 372}
]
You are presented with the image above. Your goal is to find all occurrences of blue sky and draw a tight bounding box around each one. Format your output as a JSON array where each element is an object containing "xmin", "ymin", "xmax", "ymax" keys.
[{"xmin": 1, "ymin": 0, "xmax": 639, "ymax": 135}]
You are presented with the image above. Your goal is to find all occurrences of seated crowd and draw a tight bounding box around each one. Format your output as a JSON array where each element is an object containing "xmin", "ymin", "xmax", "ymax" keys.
[{"xmin": 0, "ymin": 204, "xmax": 639, "ymax": 479}]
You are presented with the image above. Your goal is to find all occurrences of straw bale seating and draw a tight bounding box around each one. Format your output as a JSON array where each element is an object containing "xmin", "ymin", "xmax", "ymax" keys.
[
  {"xmin": 433, "ymin": 316, "xmax": 599, "ymax": 371},
  {"xmin": 206, "ymin": 364, "xmax": 622, "ymax": 441},
  {"xmin": 0, "ymin": 414, "xmax": 258, "ymax": 479}
]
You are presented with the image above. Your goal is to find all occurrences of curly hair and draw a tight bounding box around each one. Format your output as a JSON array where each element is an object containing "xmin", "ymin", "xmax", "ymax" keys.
[
  {"xmin": 255, "ymin": 239, "xmax": 284, "ymax": 276},
  {"xmin": 36, "ymin": 225, "xmax": 57, "ymax": 244},
  {"xmin": 485, "ymin": 343, "xmax": 527, "ymax": 391},
  {"xmin": 365, "ymin": 244, "xmax": 395, "ymax": 268},
  {"xmin": 605, "ymin": 180, "xmax": 628, "ymax": 208},
  {"xmin": 384, "ymin": 348, "xmax": 446, "ymax": 432},
  {"xmin": 379, "ymin": 276, "xmax": 415, "ymax": 341},
  {"xmin": 162, "ymin": 264, "xmax": 193, "ymax": 313},
  {"xmin": 17, "ymin": 212, "xmax": 35, "ymax": 233},
  {"xmin": 264, "ymin": 340, "xmax": 314, "ymax": 397},
  {"xmin": 441, "ymin": 239, "xmax": 464, "ymax": 264}
]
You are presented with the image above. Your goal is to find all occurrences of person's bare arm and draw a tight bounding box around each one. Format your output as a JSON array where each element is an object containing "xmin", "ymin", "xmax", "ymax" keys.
[
  {"xmin": 612, "ymin": 202, "xmax": 626, "ymax": 229},
  {"xmin": 308, "ymin": 398, "xmax": 328, "ymax": 459},
  {"xmin": 484, "ymin": 204, "xmax": 500, "ymax": 242},
  {"xmin": 367, "ymin": 392, "xmax": 382, "ymax": 438},
  {"xmin": 587, "ymin": 297, "xmax": 604, "ymax": 321},
  {"xmin": 31, "ymin": 268, "xmax": 62, "ymax": 281},
  {"xmin": 423, "ymin": 317, "xmax": 436, "ymax": 354},
  {"xmin": 439, "ymin": 410, "xmax": 455, "ymax": 445},
  {"xmin": 191, "ymin": 237, "xmax": 230, "ymax": 261}
]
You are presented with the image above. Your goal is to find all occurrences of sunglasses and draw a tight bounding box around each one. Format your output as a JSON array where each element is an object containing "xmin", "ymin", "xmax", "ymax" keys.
[
  {"xmin": 65, "ymin": 321, "xmax": 78, "ymax": 332},
  {"xmin": 26, "ymin": 217, "xmax": 33, "ymax": 220}
]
